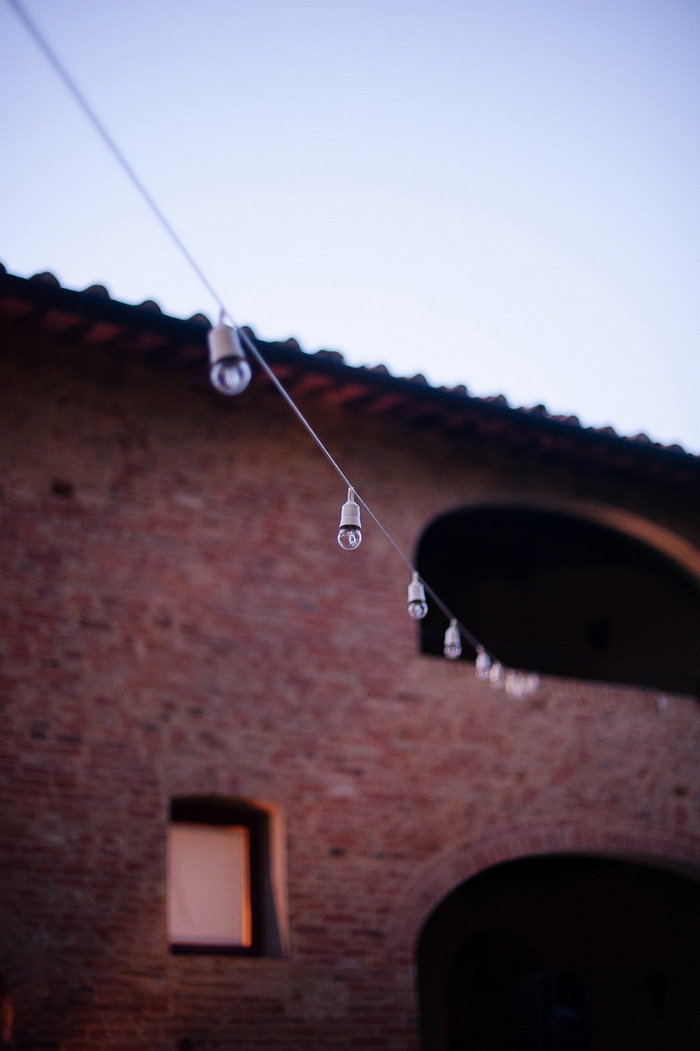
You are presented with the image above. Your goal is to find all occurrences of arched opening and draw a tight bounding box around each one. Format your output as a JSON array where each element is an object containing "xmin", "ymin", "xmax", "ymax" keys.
[
  {"xmin": 417, "ymin": 506, "xmax": 700, "ymax": 694},
  {"xmin": 416, "ymin": 854, "xmax": 700, "ymax": 1050}
]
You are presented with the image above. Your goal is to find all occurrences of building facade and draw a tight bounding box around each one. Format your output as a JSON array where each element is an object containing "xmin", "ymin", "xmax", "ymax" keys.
[{"xmin": 1, "ymin": 266, "xmax": 699, "ymax": 1050}]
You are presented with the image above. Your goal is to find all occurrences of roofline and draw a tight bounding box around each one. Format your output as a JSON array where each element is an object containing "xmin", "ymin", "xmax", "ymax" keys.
[{"xmin": 1, "ymin": 265, "xmax": 698, "ymax": 477}]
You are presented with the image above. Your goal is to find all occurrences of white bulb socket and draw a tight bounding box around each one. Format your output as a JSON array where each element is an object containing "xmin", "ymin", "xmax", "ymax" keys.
[
  {"xmin": 208, "ymin": 323, "xmax": 252, "ymax": 395},
  {"xmin": 407, "ymin": 572, "xmax": 428, "ymax": 620},
  {"xmin": 338, "ymin": 488, "xmax": 362, "ymax": 550},
  {"xmin": 444, "ymin": 619, "xmax": 462, "ymax": 660}
]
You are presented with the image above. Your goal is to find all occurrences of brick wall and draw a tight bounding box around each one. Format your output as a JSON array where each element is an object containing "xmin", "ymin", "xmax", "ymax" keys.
[{"xmin": 1, "ymin": 333, "xmax": 699, "ymax": 1050}]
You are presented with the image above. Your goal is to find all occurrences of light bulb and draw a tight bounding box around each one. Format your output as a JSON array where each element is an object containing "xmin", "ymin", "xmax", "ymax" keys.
[
  {"xmin": 210, "ymin": 357, "xmax": 252, "ymax": 395},
  {"xmin": 489, "ymin": 661, "xmax": 505, "ymax": 688},
  {"xmin": 407, "ymin": 572, "xmax": 428, "ymax": 620},
  {"xmin": 444, "ymin": 619, "xmax": 462, "ymax": 660},
  {"xmin": 505, "ymin": 670, "xmax": 541, "ymax": 697},
  {"xmin": 338, "ymin": 488, "xmax": 362, "ymax": 550},
  {"xmin": 504, "ymin": 670, "xmax": 524, "ymax": 696},
  {"xmin": 338, "ymin": 525, "xmax": 362, "ymax": 550},
  {"xmin": 208, "ymin": 323, "xmax": 252, "ymax": 395},
  {"xmin": 475, "ymin": 647, "xmax": 492, "ymax": 680}
]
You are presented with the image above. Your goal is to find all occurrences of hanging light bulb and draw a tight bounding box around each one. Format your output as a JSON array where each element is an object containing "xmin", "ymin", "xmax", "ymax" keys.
[
  {"xmin": 504, "ymin": 670, "xmax": 525, "ymax": 696},
  {"xmin": 489, "ymin": 661, "xmax": 505, "ymax": 688},
  {"xmin": 337, "ymin": 488, "xmax": 362, "ymax": 550},
  {"xmin": 208, "ymin": 322, "xmax": 252, "ymax": 395},
  {"xmin": 475, "ymin": 647, "xmax": 492, "ymax": 680},
  {"xmin": 505, "ymin": 670, "xmax": 541, "ymax": 696},
  {"xmin": 443, "ymin": 619, "xmax": 462, "ymax": 660},
  {"xmin": 523, "ymin": 673, "xmax": 541, "ymax": 695},
  {"xmin": 407, "ymin": 572, "xmax": 428, "ymax": 620}
]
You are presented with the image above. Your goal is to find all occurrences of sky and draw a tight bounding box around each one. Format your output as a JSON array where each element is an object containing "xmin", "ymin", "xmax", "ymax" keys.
[{"xmin": 2, "ymin": 0, "xmax": 699, "ymax": 451}]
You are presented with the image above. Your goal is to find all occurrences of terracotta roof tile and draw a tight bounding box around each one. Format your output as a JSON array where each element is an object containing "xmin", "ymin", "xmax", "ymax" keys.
[
  {"xmin": 29, "ymin": 270, "xmax": 61, "ymax": 286},
  {"xmin": 550, "ymin": 414, "xmax": 581, "ymax": 427},
  {"xmin": 592, "ymin": 425, "xmax": 619, "ymax": 437},
  {"xmin": 314, "ymin": 349, "xmax": 344, "ymax": 362},
  {"xmin": 83, "ymin": 284, "xmax": 111, "ymax": 299}
]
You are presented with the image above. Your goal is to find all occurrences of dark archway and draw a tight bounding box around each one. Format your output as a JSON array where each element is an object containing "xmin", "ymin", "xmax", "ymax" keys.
[
  {"xmin": 417, "ymin": 506, "xmax": 700, "ymax": 694},
  {"xmin": 416, "ymin": 854, "xmax": 700, "ymax": 1051}
]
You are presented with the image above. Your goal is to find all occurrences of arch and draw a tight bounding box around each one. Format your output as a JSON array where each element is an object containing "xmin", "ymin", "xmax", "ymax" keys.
[
  {"xmin": 388, "ymin": 822, "xmax": 700, "ymax": 965},
  {"xmin": 414, "ymin": 849, "xmax": 700, "ymax": 1050},
  {"xmin": 416, "ymin": 499, "xmax": 700, "ymax": 694},
  {"xmin": 427, "ymin": 495, "xmax": 700, "ymax": 582}
]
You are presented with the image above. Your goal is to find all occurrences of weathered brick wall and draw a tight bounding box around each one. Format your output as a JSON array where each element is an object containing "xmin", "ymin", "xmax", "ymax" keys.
[{"xmin": 1, "ymin": 334, "xmax": 698, "ymax": 1050}]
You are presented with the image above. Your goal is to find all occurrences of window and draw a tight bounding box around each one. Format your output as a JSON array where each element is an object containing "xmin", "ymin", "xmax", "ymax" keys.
[
  {"xmin": 168, "ymin": 797, "xmax": 287, "ymax": 956},
  {"xmin": 168, "ymin": 821, "xmax": 253, "ymax": 949}
]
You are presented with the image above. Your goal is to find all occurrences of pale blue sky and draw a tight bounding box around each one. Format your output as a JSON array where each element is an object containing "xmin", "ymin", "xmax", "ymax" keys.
[{"xmin": 2, "ymin": 0, "xmax": 699, "ymax": 450}]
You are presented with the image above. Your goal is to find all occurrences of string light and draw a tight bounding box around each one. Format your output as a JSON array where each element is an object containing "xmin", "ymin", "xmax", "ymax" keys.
[
  {"xmin": 489, "ymin": 661, "xmax": 505, "ymax": 689},
  {"xmin": 407, "ymin": 572, "xmax": 429, "ymax": 620},
  {"xmin": 475, "ymin": 647, "xmax": 492, "ymax": 680},
  {"xmin": 8, "ymin": 0, "xmax": 541, "ymax": 698},
  {"xmin": 523, "ymin": 673, "xmax": 541, "ymax": 695},
  {"xmin": 443, "ymin": 620, "xmax": 462, "ymax": 660},
  {"xmin": 208, "ymin": 319, "xmax": 252, "ymax": 395},
  {"xmin": 504, "ymin": 670, "xmax": 541, "ymax": 697},
  {"xmin": 504, "ymin": 670, "xmax": 522, "ymax": 696},
  {"xmin": 338, "ymin": 489, "xmax": 363, "ymax": 550}
]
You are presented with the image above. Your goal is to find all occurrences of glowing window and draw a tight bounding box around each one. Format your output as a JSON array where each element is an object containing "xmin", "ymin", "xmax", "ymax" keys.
[
  {"xmin": 168, "ymin": 797, "xmax": 282, "ymax": 956},
  {"xmin": 168, "ymin": 822, "xmax": 252, "ymax": 949}
]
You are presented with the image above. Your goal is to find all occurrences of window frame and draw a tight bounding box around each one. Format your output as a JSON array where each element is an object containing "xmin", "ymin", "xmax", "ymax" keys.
[{"xmin": 168, "ymin": 797, "xmax": 267, "ymax": 957}]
